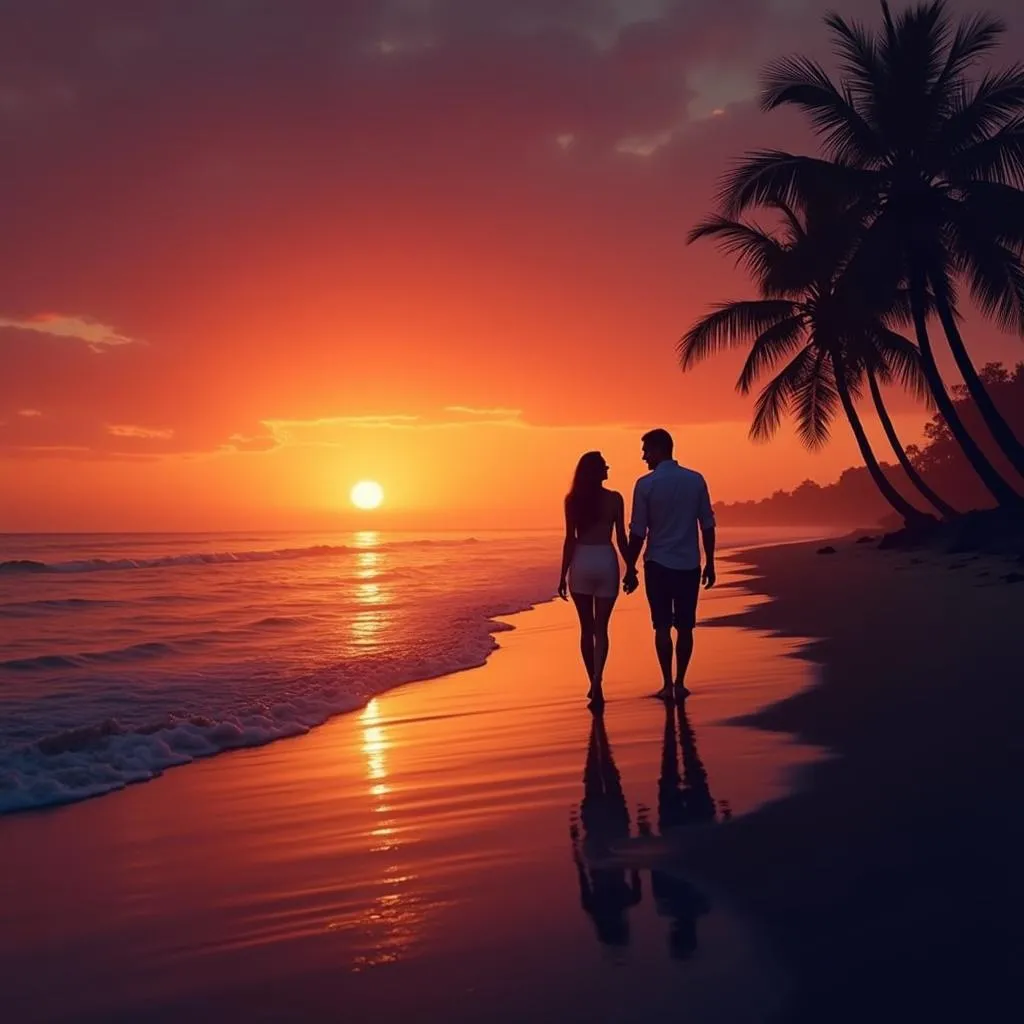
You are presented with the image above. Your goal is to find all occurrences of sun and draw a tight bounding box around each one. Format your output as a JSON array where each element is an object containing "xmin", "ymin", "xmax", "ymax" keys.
[{"xmin": 350, "ymin": 480, "xmax": 384, "ymax": 511}]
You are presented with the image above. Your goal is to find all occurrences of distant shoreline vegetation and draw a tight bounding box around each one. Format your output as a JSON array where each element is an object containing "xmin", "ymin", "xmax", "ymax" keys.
[{"xmin": 716, "ymin": 362, "xmax": 1024, "ymax": 526}]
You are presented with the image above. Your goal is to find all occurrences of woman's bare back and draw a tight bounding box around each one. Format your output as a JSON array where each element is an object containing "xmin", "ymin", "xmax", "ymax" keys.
[{"xmin": 575, "ymin": 489, "xmax": 624, "ymax": 545}]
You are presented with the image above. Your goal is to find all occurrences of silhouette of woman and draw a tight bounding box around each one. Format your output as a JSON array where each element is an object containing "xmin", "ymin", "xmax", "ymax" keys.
[
  {"xmin": 558, "ymin": 452, "xmax": 629, "ymax": 705},
  {"xmin": 570, "ymin": 712, "xmax": 641, "ymax": 946},
  {"xmin": 649, "ymin": 701, "xmax": 714, "ymax": 959}
]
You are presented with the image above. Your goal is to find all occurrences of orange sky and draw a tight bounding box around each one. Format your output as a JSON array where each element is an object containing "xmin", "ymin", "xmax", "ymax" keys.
[{"xmin": 2, "ymin": 0, "xmax": 1022, "ymax": 531}]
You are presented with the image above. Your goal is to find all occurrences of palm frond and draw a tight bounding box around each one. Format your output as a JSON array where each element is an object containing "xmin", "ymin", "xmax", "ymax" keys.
[
  {"xmin": 953, "ymin": 180, "xmax": 1024, "ymax": 253},
  {"xmin": 927, "ymin": 256, "xmax": 963, "ymax": 319},
  {"xmin": 686, "ymin": 217, "xmax": 787, "ymax": 286},
  {"xmin": 750, "ymin": 345, "xmax": 816, "ymax": 443},
  {"xmin": 870, "ymin": 327, "xmax": 934, "ymax": 406},
  {"xmin": 934, "ymin": 10, "xmax": 1006, "ymax": 93},
  {"xmin": 717, "ymin": 150, "xmax": 870, "ymax": 217},
  {"xmin": 950, "ymin": 232, "xmax": 1024, "ymax": 334},
  {"xmin": 881, "ymin": 284, "xmax": 944, "ymax": 328},
  {"xmin": 793, "ymin": 346, "xmax": 840, "ymax": 450},
  {"xmin": 736, "ymin": 314, "xmax": 808, "ymax": 395},
  {"xmin": 871, "ymin": 1, "xmax": 951, "ymax": 142},
  {"xmin": 678, "ymin": 299, "xmax": 801, "ymax": 370},
  {"xmin": 937, "ymin": 67, "xmax": 1024, "ymax": 156},
  {"xmin": 946, "ymin": 115, "xmax": 1024, "ymax": 186},
  {"xmin": 760, "ymin": 55, "xmax": 882, "ymax": 163},
  {"xmin": 841, "ymin": 208, "xmax": 913, "ymax": 300},
  {"xmin": 883, "ymin": 0, "xmax": 950, "ymax": 90},
  {"xmin": 824, "ymin": 13, "xmax": 883, "ymax": 100},
  {"xmin": 766, "ymin": 199, "xmax": 806, "ymax": 244}
]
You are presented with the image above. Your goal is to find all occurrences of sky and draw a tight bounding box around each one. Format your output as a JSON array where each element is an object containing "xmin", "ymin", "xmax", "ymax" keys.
[{"xmin": 1, "ymin": 0, "xmax": 1022, "ymax": 531}]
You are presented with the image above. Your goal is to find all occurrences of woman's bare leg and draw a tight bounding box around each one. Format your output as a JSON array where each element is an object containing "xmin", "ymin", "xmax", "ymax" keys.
[
  {"xmin": 571, "ymin": 593, "xmax": 596, "ymax": 692},
  {"xmin": 590, "ymin": 595, "xmax": 617, "ymax": 703}
]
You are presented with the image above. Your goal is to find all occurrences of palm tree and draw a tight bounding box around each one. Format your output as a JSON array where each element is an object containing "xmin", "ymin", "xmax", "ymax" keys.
[
  {"xmin": 864, "ymin": 357, "xmax": 960, "ymax": 517},
  {"xmin": 681, "ymin": 197, "xmax": 936, "ymax": 523},
  {"xmin": 717, "ymin": 0, "xmax": 1024, "ymax": 508}
]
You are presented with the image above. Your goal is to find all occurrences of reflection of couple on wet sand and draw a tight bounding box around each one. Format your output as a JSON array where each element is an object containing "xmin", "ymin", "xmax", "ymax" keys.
[{"xmin": 570, "ymin": 705, "xmax": 721, "ymax": 957}]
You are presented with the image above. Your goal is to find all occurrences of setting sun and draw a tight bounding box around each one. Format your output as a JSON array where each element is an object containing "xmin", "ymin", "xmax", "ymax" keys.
[{"xmin": 350, "ymin": 480, "xmax": 385, "ymax": 510}]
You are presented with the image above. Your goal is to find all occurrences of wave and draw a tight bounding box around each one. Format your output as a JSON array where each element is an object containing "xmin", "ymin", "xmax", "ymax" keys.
[
  {"xmin": 0, "ymin": 698, "xmax": 367, "ymax": 814},
  {"xmin": 2, "ymin": 641, "xmax": 180, "ymax": 672},
  {"xmin": 0, "ymin": 579, "xmax": 552, "ymax": 814},
  {"xmin": 0, "ymin": 537, "xmax": 478, "ymax": 576},
  {"xmin": 0, "ymin": 597, "xmax": 127, "ymax": 619}
]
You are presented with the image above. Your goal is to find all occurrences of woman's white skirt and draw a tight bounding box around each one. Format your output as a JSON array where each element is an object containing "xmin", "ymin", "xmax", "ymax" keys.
[{"xmin": 568, "ymin": 544, "xmax": 619, "ymax": 598}]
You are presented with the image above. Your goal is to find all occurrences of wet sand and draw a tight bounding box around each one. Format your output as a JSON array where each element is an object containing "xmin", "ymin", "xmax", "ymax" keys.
[
  {"xmin": 685, "ymin": 538, "xmax": 1024, "ymax": 1023},
  {"xmin": 0, "ymin": 559, "xmax": 822, "ymax": 1024}
]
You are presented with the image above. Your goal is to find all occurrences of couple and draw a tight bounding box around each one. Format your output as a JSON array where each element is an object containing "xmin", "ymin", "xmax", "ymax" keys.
[{"xmin": 558, "ymin": 428, "xmax": 716, "ymax": 707}]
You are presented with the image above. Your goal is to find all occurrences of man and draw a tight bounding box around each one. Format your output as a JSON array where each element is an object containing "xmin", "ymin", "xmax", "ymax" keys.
[{"xmin": 623, "ymin": 428, "xmax": 716, "ymax": 701}]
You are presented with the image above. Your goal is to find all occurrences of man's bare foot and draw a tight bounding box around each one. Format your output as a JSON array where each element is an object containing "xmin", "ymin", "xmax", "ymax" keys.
[
  {"xmin": 587, "ymin": 688, "xmax": 605, "ymax": 709},
  {"xmin": 649, "ymin": 687, "xmax": 673, "ymax": 702},
  {"xmin": 674, "ymin": 683, "xmax": 692, "ymax": 700}
]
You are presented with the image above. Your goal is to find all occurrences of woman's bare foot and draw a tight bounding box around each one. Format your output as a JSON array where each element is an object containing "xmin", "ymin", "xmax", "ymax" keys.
[
  {"xmin": 649, "ymin": 686, "xmax": 673, "ymax": 702},
  {"xmin": 673, "ymin": 683, "xmax": 692, "ymax": 700}
]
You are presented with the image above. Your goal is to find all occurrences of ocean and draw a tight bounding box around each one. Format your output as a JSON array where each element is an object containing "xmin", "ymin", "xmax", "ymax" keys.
[{"xmin": 0, "ymin": 527, "xmax": 814, "ymax": 813}]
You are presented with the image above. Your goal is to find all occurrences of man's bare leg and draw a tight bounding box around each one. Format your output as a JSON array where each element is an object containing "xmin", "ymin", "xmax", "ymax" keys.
[
  {"xmin": 674, "ymin": 627, "xmax": 695, "ymax": 699},
  {"xmin": 653, "ymin": 626, "xmax": 674, "ymax": 700}
]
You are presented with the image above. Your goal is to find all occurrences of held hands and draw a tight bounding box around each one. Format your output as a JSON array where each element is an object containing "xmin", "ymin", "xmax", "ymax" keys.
[
  {"xmin": 622, "ymin": 568, "xmax": 639, "ymax": 595},
  {"xmin": 702, "ymin": 562, "xmax": 716, "ymax": 589}
]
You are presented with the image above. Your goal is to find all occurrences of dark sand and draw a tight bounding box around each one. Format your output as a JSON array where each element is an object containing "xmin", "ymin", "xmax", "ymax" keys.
[{"xmin": 685, "ymin": 539, "xmax": 1024, "ymax": 1022}]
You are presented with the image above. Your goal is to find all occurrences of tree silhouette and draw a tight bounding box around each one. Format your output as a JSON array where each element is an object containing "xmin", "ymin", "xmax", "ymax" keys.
[
  {"xmin": 716, "ymin": 1, "xmax": 1024, "ymax": 508},
  {"xmin": 683, "ymin": 193, "xmax": 944, "ymax": 521}
]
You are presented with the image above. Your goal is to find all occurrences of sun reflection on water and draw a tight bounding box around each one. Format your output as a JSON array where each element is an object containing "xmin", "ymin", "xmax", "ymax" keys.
[
  {"xmin": 348, "ymin": 547, "xmax": 393, "ymax": 651},
  {"xmin": 355, "ymin": 550, "xmax": 380, "ymax": 580},
  {"xmin": 360, "ymin": 701, "xmax": 398, "ymax": 852},
  {"xmin": 345, "ymin": 699, "xmax": 436, "ymax": 970}
]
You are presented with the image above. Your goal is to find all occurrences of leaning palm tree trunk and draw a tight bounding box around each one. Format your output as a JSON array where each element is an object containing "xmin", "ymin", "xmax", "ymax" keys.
[
  {"xmin": 908, "ymin": 273, "xmax": 1023, "ymax": 508},
  {"xmin": 929, "ymin": 275, "xmax": 1024, "ymax": 479},
  {"xmin": 866, "ymin": 367, "xmax": 959, "ymax": 519},
  {"xmin": 833, "ymin": 354, "xmax": 928, "ymax": 523}
]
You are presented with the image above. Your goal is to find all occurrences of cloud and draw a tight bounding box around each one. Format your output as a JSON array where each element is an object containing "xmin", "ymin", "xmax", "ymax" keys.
[
  {"xmin": 17, "ymin": 408, "xmax": 43, "ymax": 417},
  {"xmin": 220, "ymin": 432, "xmax": 280, "ymax": 454},
  {"xmin": 444, "ymin": 405, "xmax": 523, "ymax": 418},
  {"xmin": 0, "ymin": 314, "xmax": 140, "ymax": 352},
  {"xmin": 106, "ymin": 424, "xmax": 174, "ymax": 440},
  {"xmin": 265, "ymin": 415, "xmax": 422, "ymax": 444}
]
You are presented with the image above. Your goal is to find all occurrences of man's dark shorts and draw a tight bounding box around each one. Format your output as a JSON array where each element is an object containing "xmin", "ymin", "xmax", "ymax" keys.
[{"xmin": 643, "ymin": 560, "xmax": 701, "ymax": 631}]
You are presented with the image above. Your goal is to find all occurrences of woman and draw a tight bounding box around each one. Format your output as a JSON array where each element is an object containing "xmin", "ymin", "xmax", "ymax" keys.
[{"xmin": 558, "ymin": 451, "xmax": 628, "ymax": 705}]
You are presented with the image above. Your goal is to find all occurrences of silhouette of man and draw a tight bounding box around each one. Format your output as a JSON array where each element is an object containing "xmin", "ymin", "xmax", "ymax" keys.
[
  {"xmin": 570, "ymin": 712, "xmax": 641, "ymax": 947},
  {"xmin": 650, "ymin": 701, "xmax": 713, "ymax": 959},
  {"xmin": 623, "ymin": 428, "xmax": 716, "ymax": 700}
]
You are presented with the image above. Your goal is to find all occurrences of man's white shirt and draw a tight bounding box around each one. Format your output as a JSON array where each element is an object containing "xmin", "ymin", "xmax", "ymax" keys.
[{"xmin": 629, "ymin": 460, "xmax": 715, "ymax": 571}]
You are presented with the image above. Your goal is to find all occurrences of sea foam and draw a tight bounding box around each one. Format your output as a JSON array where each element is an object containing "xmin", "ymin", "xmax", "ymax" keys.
[{"xmin": 0, "ymin": 535, "xmax": 552, "ymax": 813}]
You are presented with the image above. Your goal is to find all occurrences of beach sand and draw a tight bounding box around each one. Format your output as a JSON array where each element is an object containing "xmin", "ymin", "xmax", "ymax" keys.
[
  {"xmin": 685, "ymin": 539, "xmax": 1024, "ymax": 1023},
  {"xmin": 3, "ymin": 539, "xmax": 1019, "ymax": 1023},
  {"xmin": 0, "ymin": 558, "xmax": 821, "ymax": 1024}
]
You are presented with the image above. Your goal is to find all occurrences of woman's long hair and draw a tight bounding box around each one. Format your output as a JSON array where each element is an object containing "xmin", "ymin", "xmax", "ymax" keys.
[{"xmin": 566, "ymin": 451, "xmax": 606, "ymax": 534}]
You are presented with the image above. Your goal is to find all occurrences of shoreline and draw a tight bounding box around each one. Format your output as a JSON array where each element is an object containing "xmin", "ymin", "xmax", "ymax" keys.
[
  {"xmin": 1, "ymin": 530, "xmax": 822, "ymax": 818},
  {"xmin": 0, "ymin": 591, "xmax": 556, "ymax": 817},
  {"xmin": 0, "ymin": 558, "xmax": 823, "ymax": 1023},
  {"xmin": 680, "ymin": 537, "xmax": 1024, "ymax": 1023},
  {"xmin": 5, "ymin": 532, "xmax": 1011, "ymax": 1021}
]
